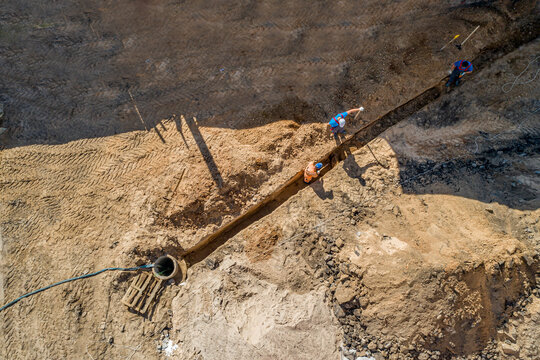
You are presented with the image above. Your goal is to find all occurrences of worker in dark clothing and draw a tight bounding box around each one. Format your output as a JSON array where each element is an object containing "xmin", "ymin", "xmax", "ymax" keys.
[{"xmin": 446, "ymin": 60, "xmax": 473, "ymax": 87}]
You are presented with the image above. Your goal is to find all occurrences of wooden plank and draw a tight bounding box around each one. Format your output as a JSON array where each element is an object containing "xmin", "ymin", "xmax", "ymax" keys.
[
  {"xmin": 140, "ymin": 280, "xmax": 162, "ymax": 313},
  {"xmin": 122, "ymin": 272, "xmax": 163, "ymax": 314}
]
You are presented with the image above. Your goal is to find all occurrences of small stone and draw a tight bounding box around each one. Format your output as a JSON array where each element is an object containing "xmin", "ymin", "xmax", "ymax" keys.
[
  {"xmin": 506, "ymin": 244, "xmax": 517, "ymax": 255},
  {"xmin": 501, "ymin": 343, "xmax": 519, "ymax": 356},
  {"xmin": 335, "ymin": 284, "xmax": 356, "ymax": 305},
  {"xmin": 336, "ymin": 238, "xmax": 344, "ymax": 248},
  {"xmin": 418, "ymin": 352, "xmax": 429, "ymax": 360},
  {"xmin": 333, "ymin": 303, "xmax": 346, "ymax": 318},
  {"xmin": 522, "ymin": 254, "xmax": 533, "ymax": 266},
  {"xmin": 368, "ymin": 342, "xmax": 377, "ymax": 351},
  {"xmin": 358, "ymin": 296, "xmax": 369, "ymax": 308}
]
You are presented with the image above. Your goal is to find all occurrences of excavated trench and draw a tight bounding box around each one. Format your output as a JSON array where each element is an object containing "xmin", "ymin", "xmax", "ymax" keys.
[
  {"xmin": 181, "ymin": 84, "xmax": 440, "ymax": 266},
  {"xmin": 177, "ymin": 20, "xmax": 539, "ymax": 268}
]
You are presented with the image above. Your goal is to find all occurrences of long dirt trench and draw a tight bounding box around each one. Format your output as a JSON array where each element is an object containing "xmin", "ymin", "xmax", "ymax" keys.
[
  {"xmin": 179, "ymin": 27, "xmax": 538, "ymax": 268},
  {"xmin": 169, "ymin": 38, "xmax": 540, "ymax": 359},
  {"xmin": 160, "ymin": 32, "xmax": 540, "ymax": 360}
]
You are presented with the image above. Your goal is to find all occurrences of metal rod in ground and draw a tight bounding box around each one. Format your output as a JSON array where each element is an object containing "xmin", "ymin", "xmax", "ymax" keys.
[
  {"xmin": 366, "ymin": 144, "xmax": 388, "ymax": 169},
  {"xmin": 128, "ymin": 89, "xmax": 149, "ymax": 131}
]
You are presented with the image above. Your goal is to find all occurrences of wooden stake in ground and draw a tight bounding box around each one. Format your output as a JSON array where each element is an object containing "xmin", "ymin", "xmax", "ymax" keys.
[
  {"xmin": 456, "ymin": 26, "xmax": 480, "ymax": 50},
  {"xmin": 128, "ymin": 89, "xmax": 148, "ymax": 131}
]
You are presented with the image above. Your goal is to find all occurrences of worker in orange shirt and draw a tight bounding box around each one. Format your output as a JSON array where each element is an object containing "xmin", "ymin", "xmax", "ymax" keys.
[{"xmin": 304, "ymin": 162, "xmax": 323, "ymax": 183}]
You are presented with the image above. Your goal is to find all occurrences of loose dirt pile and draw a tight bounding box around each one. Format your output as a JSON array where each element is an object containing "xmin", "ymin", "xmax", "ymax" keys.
[
  {"xmin": 171, "ymin": 39, "xmax": 539, "ymax": 359},
  {"xmin": 1, "ymin": 1, "xmax": 539, "ymax": 359}
]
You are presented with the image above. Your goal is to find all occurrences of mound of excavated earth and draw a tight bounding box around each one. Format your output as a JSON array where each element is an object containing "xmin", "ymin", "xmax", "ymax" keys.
[{"xmin": 171, "ymin": 39, "xmax": 539, "ymax": 359}]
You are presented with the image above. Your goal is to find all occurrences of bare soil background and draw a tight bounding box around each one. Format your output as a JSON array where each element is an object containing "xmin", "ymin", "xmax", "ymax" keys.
[{"xmin": 1, "ymin": 0, "xmax": 539, "ymax": 359}]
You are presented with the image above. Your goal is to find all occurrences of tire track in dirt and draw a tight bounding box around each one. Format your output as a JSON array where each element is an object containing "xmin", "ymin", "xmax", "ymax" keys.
[{"xmin": 0, "ymin": 123, "xmax": 184, "ymax": 332}]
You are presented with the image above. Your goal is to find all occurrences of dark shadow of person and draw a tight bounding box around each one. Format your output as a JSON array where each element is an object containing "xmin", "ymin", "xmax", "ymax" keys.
[
  {"xmin": 184, "ymin": 116, "xmax": 224, "ymax": 188},
  {"xmin": 310, "ymin": 179, "xmax": 334, "ymax": 200},
  {"xmin": 342, "ymin": 154, "xmax": 376, "ymax": 186}
]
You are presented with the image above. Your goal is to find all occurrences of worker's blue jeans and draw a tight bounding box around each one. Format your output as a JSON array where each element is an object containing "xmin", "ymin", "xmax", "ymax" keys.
[
  {"xmin": 446, "ymin": 69, "xmax": 463, "ymax": 87},
  {"xmin": 331, "ymin": 127, "xmax": 345, "ymax": 134}
]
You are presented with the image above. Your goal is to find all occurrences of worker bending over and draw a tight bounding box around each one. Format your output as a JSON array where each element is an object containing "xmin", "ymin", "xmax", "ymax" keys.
[
  {"xmin": 327, "ymin": 108, "xmax": 363, "ymax": 136},
  {"xmin": 304, "ymin": 162, "xmax": 323, "ymax": 183},
  {"xmin": 446, "ymin": 60, "xmax": 473, "ymax": 87}
]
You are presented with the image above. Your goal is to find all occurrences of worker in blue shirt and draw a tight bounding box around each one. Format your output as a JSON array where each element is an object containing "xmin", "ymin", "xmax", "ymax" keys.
[
  {"xmin": 446, "ymin": 60, "xmax": 473, "ymax": 87},
  {"xmin": 327, "ymin": 108, "xmax": 363, "ymax": 136}
]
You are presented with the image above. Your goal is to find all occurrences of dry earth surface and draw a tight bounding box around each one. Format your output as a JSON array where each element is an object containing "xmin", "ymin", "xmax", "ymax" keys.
[{"xmin": 1, "ymin": 0, "xmax": 539, "ymax": 359}]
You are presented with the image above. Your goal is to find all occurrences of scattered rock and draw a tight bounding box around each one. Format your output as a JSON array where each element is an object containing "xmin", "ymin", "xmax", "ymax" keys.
[
  {"xmin": 333, "ymin": 303, "xmax": 346, "ymax": 318},
  {"xmin": 367, "ymin": 341, "xmax": 377, "ymax": 351},
  {"xmin": 336, "ymin": 238, "xmax": 344, "ymax": 248},
  {"xmin": 335, "ymin": 284, "xmax": 356, "ymax": 305},
  {"xmin": 205, "ymin": 258, "xmax": 220, "ymax": 270},
  {"xmin": 501, "ymin": 342, "xmax": 520, "ymax": 356},
  {"xmin": 506, "ymin": 244, "xmax": 517, "ymax": 255},
  {"xmin": 522, "ymin": 254, "xmax": 533, "ymax": 266}
]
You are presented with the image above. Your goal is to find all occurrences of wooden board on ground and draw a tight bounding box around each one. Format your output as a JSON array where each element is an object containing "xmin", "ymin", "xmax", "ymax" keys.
[{"xmin": 121, "ymin": 272, "xmax": 162, "ymax": 314}]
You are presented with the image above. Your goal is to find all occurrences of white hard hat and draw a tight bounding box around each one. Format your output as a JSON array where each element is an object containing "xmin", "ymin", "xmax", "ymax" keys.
[{"xmin": 339, "ymin": 118, "xmax": 346, "ymax": 127}]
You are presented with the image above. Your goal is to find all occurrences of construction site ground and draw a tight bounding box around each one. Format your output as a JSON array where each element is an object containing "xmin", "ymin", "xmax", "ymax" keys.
[{"xmin": 1, "ymin": 1, "xmax": 539, "ymax": 359}]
